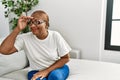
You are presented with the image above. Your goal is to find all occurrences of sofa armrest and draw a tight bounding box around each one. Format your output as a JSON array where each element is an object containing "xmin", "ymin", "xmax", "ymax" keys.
[{"xmin": 69, "ymin": 49, "xmax": 80, "ymax": 59}]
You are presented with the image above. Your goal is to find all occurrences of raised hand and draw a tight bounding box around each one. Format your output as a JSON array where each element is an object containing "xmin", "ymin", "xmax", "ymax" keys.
[{"xmin": 17, "ymin": 16, "xmax": 33, "ymax": 31}]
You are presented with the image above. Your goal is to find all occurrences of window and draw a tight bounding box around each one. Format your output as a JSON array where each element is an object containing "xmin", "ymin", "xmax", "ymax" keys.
[{"xmin": 105, "ymin": 0, "xmax": 120, "ymax": 51}]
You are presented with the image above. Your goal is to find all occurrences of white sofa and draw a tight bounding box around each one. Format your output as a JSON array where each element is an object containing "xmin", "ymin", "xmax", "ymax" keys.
[
  {"xmin": 0, "ymin": 49, "xmax": 81, "ymax": 80},
  {"xmin": 1, "ymin": 37, "xmax": 120, "ymax": 80}
]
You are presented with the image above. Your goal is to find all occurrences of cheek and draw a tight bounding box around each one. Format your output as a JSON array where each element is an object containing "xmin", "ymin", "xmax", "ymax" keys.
[
  {"xmin": 41, "ymin": 23, "xmax": 47, "ymax": 28},
  {"xmin": 30, "ymin": 27, "xmax": 39, "ymax": 32}
]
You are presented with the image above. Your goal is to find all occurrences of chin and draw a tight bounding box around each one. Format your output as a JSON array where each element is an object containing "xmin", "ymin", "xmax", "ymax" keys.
[{"xmin": 31, "ymin": 30, "xmax": 37, "ymax": 35}]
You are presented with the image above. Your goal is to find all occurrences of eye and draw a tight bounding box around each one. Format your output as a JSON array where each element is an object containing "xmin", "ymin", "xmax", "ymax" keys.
[
  {"xmin": 36, "ymin": 21, "xmax": 41, "ymax": 25},
  {"xmin": 36, "ymin": 20, "xmax": 44, "ymax": 25}
]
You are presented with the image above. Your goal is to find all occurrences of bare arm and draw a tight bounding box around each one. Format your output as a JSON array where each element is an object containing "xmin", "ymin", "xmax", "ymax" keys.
[
  {"xmin": 0, "ymin": 16, "xmax": 31, "ymax": 55},
  {"xmin": 46, "ymin": 53, "xmax": 70, "ymax": 72},
  {"xmin": 0, "ymin": 27, "xmax": 21, "ymax": 54},
  {"xmin": 32, "ymin": 53, "xmax": 70, "ymax": 80}
]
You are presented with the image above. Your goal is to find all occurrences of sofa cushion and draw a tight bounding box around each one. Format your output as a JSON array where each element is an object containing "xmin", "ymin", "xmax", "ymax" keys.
[
  {"xmin": 2, "ymin": 67, "xmax": 29, "ymax": 80},
  {"xmin": 0, "ymin": 50, "xmax": 28, "ymax": 76},
  {"xmin": 0, "ymin": 37, "xmax": 29, "ymax": 76},
  {"xmin": 0, "ymin": 77, "xmax": 13, "ymax": 80},
  {"xmin": 2, "ymin": 67, "xmax": 79, "ymax": 80},
  {"xmin": 67, "ymin": 59, "xmax": 82, "ymax": 75},
  {"xmin": 2, "ymin": 59, "xmax": 78, "ymax": 80}
]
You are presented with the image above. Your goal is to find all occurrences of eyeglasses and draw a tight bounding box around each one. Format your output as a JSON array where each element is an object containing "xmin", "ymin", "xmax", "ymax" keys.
[{"xmin": 28, "ymin": 19, "xmax": 45, "ymax": 26}]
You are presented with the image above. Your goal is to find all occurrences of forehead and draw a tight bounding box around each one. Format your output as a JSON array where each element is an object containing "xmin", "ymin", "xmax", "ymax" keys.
[{"xmin": 31, "ymin": 13, "xmax": 46, "ymax": 20}]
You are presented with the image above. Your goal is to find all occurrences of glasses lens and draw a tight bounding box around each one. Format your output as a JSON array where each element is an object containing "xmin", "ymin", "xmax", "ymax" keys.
[
  {"xmin": 28, "ymin": 19, "xmax": 45, "ymax": 26},
  {"xmin": 36, "ymin": 20, "xmax": 44, "ymax": 25}
]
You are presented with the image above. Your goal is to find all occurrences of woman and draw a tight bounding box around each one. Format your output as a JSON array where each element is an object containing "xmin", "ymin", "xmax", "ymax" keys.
[{"xmin": 0, "ymin": 10, "xmax": 71, "ymax": 80}]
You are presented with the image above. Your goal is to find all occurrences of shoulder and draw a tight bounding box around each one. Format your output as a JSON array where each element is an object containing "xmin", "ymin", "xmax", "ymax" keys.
[
  {"xmin": 16, "ymin": 32, "xmax": 33, "ymax": 39},
  {"xmin": 49, "ymin": 30, "xmax": 61, "ymax": 37},
  {"xmin": 48, "ymin": 30, "xmax": 64, "ymax": 41}
]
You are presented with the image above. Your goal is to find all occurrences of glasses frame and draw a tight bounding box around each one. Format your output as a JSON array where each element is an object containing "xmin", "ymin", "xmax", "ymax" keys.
[{"xmin": 28, "ymin": 19, "xmax": 45, "ymax": 26}]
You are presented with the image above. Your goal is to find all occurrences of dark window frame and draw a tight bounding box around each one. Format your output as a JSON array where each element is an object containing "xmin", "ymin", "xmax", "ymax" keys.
[{"xmin": 105, "ymin": 0, "xmax": 120, "ymax": 51}]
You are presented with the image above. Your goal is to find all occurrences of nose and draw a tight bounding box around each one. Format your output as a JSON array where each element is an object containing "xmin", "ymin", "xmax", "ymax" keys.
[
  {"xmin": 29, "ymin": 24, "xmax": 36, "ymax": 28},
  {"xmin": 29, "ymin": 24, "xmax": 37, "ymax": 31},
  {"xmin": 30, "ymin": 25, "xmax": 38, "ymax": 31}
]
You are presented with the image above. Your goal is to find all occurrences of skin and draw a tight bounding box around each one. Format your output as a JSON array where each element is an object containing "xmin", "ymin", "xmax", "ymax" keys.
[{"xmin": 0, "ymin": 13, "xmax": 70, "ymax": 80}]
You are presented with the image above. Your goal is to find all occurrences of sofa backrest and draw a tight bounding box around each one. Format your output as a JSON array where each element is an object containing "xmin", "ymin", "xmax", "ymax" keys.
[{"xmin": 0, "ymin": 37, "xmax": 29, "ymax": 76}]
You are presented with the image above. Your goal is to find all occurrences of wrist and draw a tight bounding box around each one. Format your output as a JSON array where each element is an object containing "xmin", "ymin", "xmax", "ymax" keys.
[
  {"xmin": 45, "ymin": 68, "xmax": 52, "ymax": 73},
  {"xmin": 14, "ymin": 27, "xmax": 21, "ymax": 33}
]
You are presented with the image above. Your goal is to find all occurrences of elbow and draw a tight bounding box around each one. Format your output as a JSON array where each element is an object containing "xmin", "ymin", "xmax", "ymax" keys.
[
  {"xmin": 65, "ymin": 54, "xmax": 70, "ymax": 63},
  {"xmin": 0, "ymin": 48, "xmax": 11, "ymax": 55},
  {"xmin": 67, "ymin": 53, "xmax": 70, "ymax": 62},
  {"xmin": 0, "ymin": 50, "xmax": 9, "ymax": 55},
  {"xmin": 60, "ymin": 53, "xmax": 70, "ymax": 63},
  {"xmin": 67, "ymin": 56, "xmax": 70, "ymax": 62}
]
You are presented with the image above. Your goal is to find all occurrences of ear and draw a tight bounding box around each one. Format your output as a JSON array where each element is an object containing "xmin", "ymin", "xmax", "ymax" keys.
[
  {"xmin": 45, "ymin": 26, "xmax": 48, "ymax": 29},
  {"xmin": 44, "ymin": 23, "xmax": 48, "ymax": 29}
]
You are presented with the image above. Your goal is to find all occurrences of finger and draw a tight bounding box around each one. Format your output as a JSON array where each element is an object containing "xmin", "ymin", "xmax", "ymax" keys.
[
  {"xmin": 20, "ymin": 16, "xmax": 29, "ymax": 23},
  {"xmin": 32, "ymin": 74, "xmax": 41, "ymax": 80},
  {"xmin": 31, "ymin": 77, "xmax": 36, "ymax": 80},
  {"xmin": 26, "ymin": 17, "xmax": 33, "ymax": 23},
  {"xmin": 40, "ymin": 76, "xmax": 44, "ymax": 80},
  {"xmin": 21, "ymin": 16, "xmax": 33, "ymax": 23},
  {"xmin": 19, "ymin": 15, "xmax": 26, "ymax": 19},
  {"xmin": 27, "ymin": 16, "xmax": 34, "ymax": 19},
  {"xmin": 31, "ymin": 75, "xmax": 37, "ymax": 80},
  {"xmin": 39, "ymin": 75, "xmax": 45, "ymax": 80}
]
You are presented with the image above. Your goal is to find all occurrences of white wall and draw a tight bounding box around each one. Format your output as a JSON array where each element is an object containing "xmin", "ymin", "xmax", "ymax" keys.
[
  {"xmin": 1, "ymin": 0, "xmax": 120, "ymax": 63},
  {"xmin": 0, "ymin": 2, "xmax": 9, "ymax": 37}
]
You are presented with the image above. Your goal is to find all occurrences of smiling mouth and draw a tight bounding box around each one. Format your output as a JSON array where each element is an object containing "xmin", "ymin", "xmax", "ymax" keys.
[{"xmin": 31, "ymin": 27, "xmax": 38, "ymax": 32}]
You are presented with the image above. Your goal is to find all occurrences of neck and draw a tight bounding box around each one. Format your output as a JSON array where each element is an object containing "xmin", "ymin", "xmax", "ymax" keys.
[{"xmin": 36, "ymin": 29, "xmax": 48, "ymax": 40}]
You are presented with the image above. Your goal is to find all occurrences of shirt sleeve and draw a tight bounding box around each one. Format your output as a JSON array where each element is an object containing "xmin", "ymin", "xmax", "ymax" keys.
[
  {"xmin": 14, "ymin": 35, "xmax": 24, "ymax": 51},
  {"xmin": 55, "ymin": 32, "xmax": 72, "ymax": 57}
]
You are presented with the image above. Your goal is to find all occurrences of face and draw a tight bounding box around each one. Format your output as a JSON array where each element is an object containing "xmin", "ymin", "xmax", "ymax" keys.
[{"xmin": 28, "ymin": 16, "xmax": 47, "ymax": 35}]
